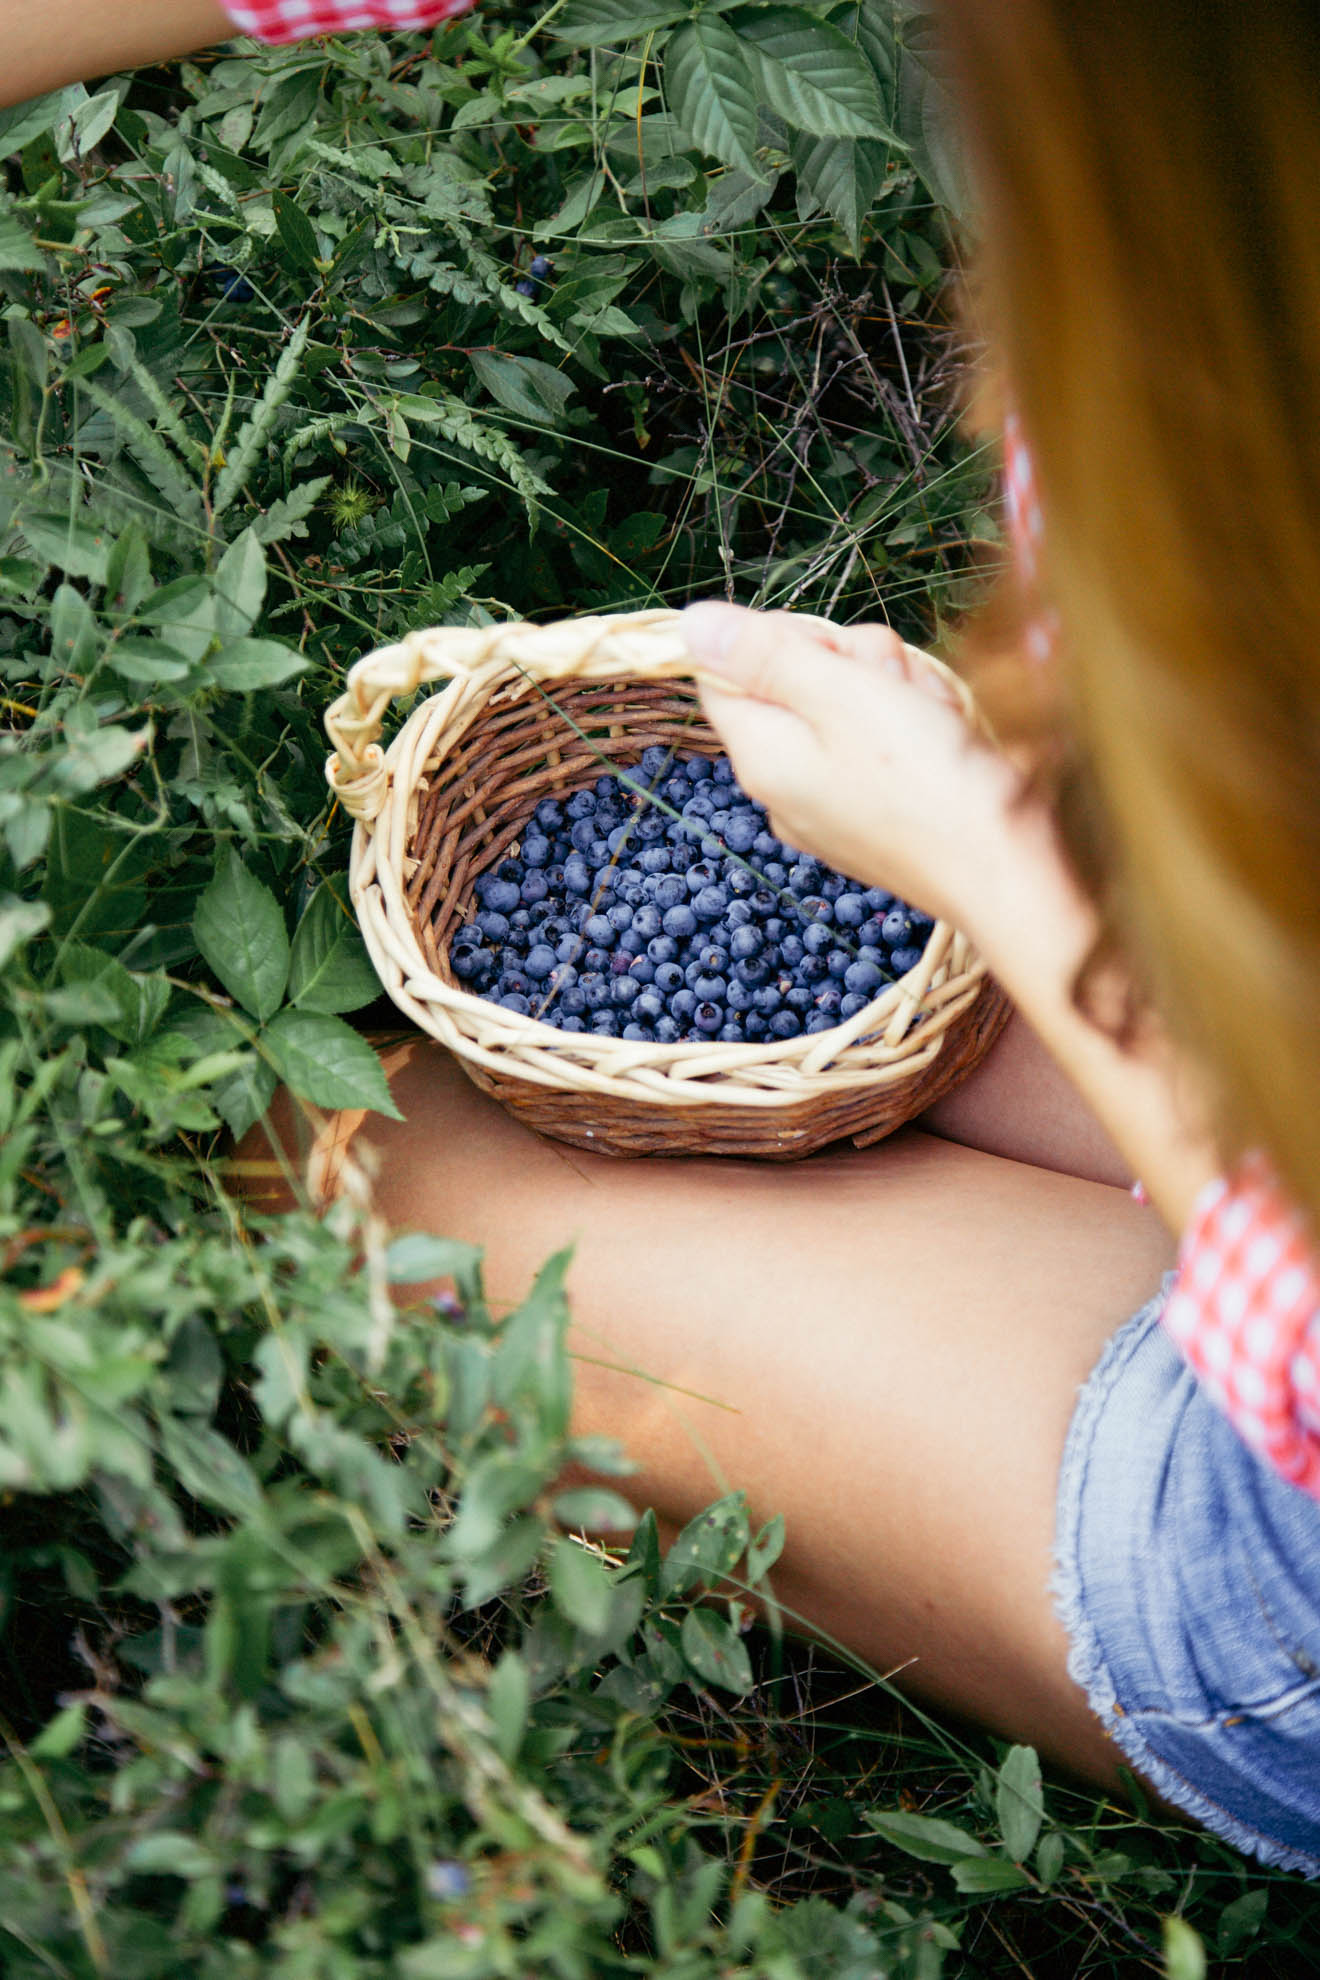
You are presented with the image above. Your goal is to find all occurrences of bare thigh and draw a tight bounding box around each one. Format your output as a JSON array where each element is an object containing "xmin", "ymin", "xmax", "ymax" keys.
[{"xmin": 238, "ymin": 1039, "xmax": 1176, "ymax": 1789}]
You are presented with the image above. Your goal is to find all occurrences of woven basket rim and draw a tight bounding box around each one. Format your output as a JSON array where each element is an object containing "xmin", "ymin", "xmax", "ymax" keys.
[{"xmin": 326, "ymin": 611, "xmax": 993, "ymax": 1109}]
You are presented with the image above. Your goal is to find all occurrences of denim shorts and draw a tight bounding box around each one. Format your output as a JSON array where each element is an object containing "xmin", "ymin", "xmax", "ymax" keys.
[{"xmin": 1054, "ymin": 1270, "xmax": 1320, "ymax": 1876}]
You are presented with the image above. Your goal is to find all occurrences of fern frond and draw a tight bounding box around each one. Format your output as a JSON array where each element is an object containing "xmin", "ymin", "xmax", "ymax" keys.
[{"xmin": 213, "ymin": 316, "xmax": 311, "ymax": 519}]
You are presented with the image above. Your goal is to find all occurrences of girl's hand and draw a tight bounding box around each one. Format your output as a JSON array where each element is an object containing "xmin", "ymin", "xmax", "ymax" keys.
[{"xmin": 681, "ymin": 600, "xmax": 1018, "ymax": 928}]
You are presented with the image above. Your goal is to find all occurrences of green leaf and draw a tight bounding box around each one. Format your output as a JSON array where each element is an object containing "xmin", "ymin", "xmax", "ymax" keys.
[
  {"xmin": 18, "ymin": 511, "xmax": 111, "ymax": 584},
  {"xmin": 60, "ymin": 944, "xmax": 169, "ymax": 1046},
  {"xmin": 665, "ymin": 18, "xmax": 764, "ymax": 177},
  {"xmin": 1035, "ymin": 1829, "xmax": 1065, "ymax": 1887},
  {"xmin": 680, "ymin": 1605, "xmax": 753, "ymax": 1692},
  {"xmin": 288, "ymin": 880, "xmax": 380, "ymax": 1014},
  {"xmin": 745, "ymin": 1512, "xmax": 784, "ymax": 1584},
  {"xmin": 552, "ymin": 1486, "xmax": 639, "ymax": 1532},
  {"xmin": 1162, "ymin": 1916, "xmax": 1207, "ymax": 1980},
  {"xmin": 548, "ymin": 1535, "xmax": 613, "ymax": 1634},
  {"xmin": 1215, "ymin": 1888, "xmax": 1266, "ymax": 1956},
  {"xmin": 487, "ymin": 1650, "xmax": 530, "ymax": 1765},
  {"xmin": 950, "ymin": 1858, "xmax": 1032, "ymax": 1895},
  {"xmin": 213, "ymin": 527, "xmax": 267, "ymax": 641},
  {"xmin": 789, "ymin": 131, "xmax": 888, "ymax": 255},
  {"xmin": 56, "ymin": 87, "xmax": 119, "ymax": 163},
  {"xmin": 106, "ymin": 633, "xmax": 193, "ymax": 686},
  {"xmin": 996, "ymin": 1743, "xmax": 1043, "ymax": 1862},
  {"xmin": 468, "ymin": 350, "xmax": 576, "ymax": 427},
  {"xmin": 157, "ymin": 1415, "xmax": 263, "ymax": 1516},
  {"xmin": 126, "ymin": 1832, "xmax": 219, "ymax": 1880},
  {"xmin": 208, "ymin": 637, "xmax": 308, "ymax": 693},
  {"xmin": 262, "ymin": 1009, "xmax": 403, "ymax": 1119},
  {"xmin": 551, "ymin": 0, "xmax": 690, "ymax": 46},
  {"xmin": 0, "ymin": 88, "xmax": 78, "ymax": 158},
  {"xmin": 735, "ymin": 7, "xmax": 891, "ymax": 139},
  {"xmin": 29, "ymin": 1699, "xmax": 87, "ymax": 1760},
  {"xmin": 864, "ymin": 1808, "xmax": 987, "ymax": 1865},
  {"xmin": 660, "ymin": 1490, "xmax": 750, "ymax": 1595},
  {"xmin": 0, "ymin": 896, "xmax": 51, "ymax": 972},
  {"xmin": 273, "ymin": 189, "xmax": 320, "ymax": 272},
  {"xmin": 384, "ymin": 1233, "xmax": 483, "ymax": 1284},
  {"xmin": 192, "ymin": 851, "xmax": 290, "ymax": 1021},
  {"xmin": 0, "ymin": 210, "xmax": 45, "ymax": 273}
]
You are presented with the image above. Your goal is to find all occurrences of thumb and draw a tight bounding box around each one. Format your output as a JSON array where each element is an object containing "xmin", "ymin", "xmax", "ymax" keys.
[{"xmin": 681, "ymin": 600, "xmax": 851, "ymax": 714}]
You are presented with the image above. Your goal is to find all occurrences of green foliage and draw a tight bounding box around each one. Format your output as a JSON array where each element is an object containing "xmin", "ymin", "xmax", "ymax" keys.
[{"xmin": 0, "ymin": 16, "xmax": 1311, "ymax": 1980}]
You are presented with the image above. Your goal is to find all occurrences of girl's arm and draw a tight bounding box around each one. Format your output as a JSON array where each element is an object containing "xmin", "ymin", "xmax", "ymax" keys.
[
  {"xmin": 0, "ymin": 0, "xmax": 232, "ymax": 106},
  {"xmin": 681, "ymin": 600, "xmax": 1223, "ymax": 1236}
]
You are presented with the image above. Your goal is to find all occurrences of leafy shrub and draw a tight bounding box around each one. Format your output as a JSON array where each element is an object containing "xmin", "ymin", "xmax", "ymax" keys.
[{"xmin": 2, "ymin": 12, "xmax": 1311, "ymax": 1979}]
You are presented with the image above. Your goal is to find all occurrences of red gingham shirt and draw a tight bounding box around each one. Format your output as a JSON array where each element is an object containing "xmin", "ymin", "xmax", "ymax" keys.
[
  {"xmin": 222, "ymin": 0, "xmax": 473, "ymax": 41},
  {"xmin": 1003, "ymin": 418, "xmax": 1320, "ymax": 1498}
]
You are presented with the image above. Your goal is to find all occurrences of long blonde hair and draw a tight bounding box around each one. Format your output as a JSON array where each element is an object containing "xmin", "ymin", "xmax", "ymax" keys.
[{"xmin": 943, "ymin": 0, "xmax": 1320, "ymax": 1230}]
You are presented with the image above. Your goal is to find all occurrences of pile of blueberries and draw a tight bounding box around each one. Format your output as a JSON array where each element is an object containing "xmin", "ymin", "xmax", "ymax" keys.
[{"xmin": 448, "ymin": 747, "xmax": 933, "ymax": 1045}]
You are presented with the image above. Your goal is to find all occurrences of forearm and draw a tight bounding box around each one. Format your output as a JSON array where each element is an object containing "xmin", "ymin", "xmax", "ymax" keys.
[
  {"xmin": 952, "ymin": 771, "xmax": 1222, "ymax": 1235},
  {"xmin": 0, "ymin": 0, "xmax": 232, "ymax": 106}
]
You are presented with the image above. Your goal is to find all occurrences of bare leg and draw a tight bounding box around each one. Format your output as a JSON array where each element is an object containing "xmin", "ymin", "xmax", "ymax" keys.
[
  {"xmin": 238, "ymin": 1039, "xmax": 1176, "ymax": 1790},
  {"xmin": 918, "ymin": 1008, "xmax": 1137, "ymax": 1191}
]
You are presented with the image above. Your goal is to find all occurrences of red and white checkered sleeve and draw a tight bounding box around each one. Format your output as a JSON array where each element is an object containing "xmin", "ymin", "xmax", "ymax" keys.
[
  {"xmin": 1162, "ymin": 1150, "xmax": 1320, "ymax": 1497},
  {"xmin": 1001, "ymin": 411, "xmax": 1059, "ymax": 666},
  {"xmin": 221, "ymin": 0, "xmax": 475, "ymax": 43}
]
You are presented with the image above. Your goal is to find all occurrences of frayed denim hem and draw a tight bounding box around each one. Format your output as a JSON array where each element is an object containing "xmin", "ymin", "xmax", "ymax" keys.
[{"xmin": 1051, "ymin": 1270, "xmax": 1320, "ymax": 1881}]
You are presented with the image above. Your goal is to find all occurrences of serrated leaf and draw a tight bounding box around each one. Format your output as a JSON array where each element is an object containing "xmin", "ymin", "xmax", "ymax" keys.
[
  {"xmin": 864, "ymin": 1808, "xmax": 987, "ymax": 1865},
  {"xmin": 548, "ymin": 1535, "xmax": 613, "ymax": 1633},
  {"xmin": 736, "ymin": 7, "xmax": 891, "ymax": 139},
  {"xmin": 951, "ymin": 1857, "xmax": 1032, "ymax": 1895},
  {"xmin": 262, "ymin": 1009, "xmax": 403, "ymax": 1119},
  {"xmin": 680, "ymin": 1605, "xmax": 753, "ymax": 1692},
  {"xmin": 208, "ymin": 637, "xmax": 307, "ymax": 693},
  {"xmin": 192, "ymin": 851, "xmax": 290, "ymax": 1021},
  {"xmin": 665, "ymin": 18, "xmax": 764, "ymax": 177},
  {"xmin": 551, "ymin": 0, "xmax": 690, "ymax": 47},
  {"xmin": 996, "ymin": 1743, "xmax": 1043, "ymax": 1862},
  {"xmin": 660, "ymin": 1490, "xmax": 750, "ymax": 1595},
  {"xmin": 288, "ymin": 881, "xmax": 380, "ymax": 1013},
  {"xmin": 790, "ymin": 131, "xmax": 887, "ymax": 254},
  {"xmin": 60, "ymin": 944, "xmax": 169, "ymax": 1046}
]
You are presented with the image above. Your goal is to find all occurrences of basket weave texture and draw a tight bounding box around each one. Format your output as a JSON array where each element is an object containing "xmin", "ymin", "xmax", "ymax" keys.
[{"xmin": 324, "ymin": 609, "xmax": 1010, "ymax": 1159}]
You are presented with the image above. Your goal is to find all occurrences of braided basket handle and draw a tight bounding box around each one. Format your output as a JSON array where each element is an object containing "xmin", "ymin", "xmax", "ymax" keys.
[{"xmin": 324, "ymin": 607, "xmax": 974, "ymax": 823}]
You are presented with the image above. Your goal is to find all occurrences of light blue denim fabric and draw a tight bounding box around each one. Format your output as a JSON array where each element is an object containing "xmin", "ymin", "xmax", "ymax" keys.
[{"xmin": 1054, "ymin": 1270, "xmax": 1320, "ymax": 1876}]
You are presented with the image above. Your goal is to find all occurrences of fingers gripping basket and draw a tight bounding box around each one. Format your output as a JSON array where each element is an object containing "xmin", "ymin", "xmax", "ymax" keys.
[{"xmin": 324, "ymin": 609, "xmax": 1010, "ymax": 1159}]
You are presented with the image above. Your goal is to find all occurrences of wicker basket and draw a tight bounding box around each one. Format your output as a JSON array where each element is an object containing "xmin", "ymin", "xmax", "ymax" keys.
[{"xmin": 324, "ymin": 608, "xmax": 1010, "ymax": 1159}]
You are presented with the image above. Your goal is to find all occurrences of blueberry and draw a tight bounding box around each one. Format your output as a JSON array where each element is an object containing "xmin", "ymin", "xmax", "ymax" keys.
[
  {"xmin": 628, "ymin": 956, "xmax": 655, "ymax": 983},
  {"xmin": 785, "ymin": 984, "xmax": 813, "ymax": 1013},
  {"xmin": 693, "ymin": 972, "xmax": 726, "ymax": 1002},
  {"xmin": 654, "ymin": 877, "xmax": 687, "ymax": 912},
  {"xmin": 520, "ymin": 871, "xmax": 549, "ymax": 904},
  {"xmin": 478, "ymin": 877, "xmax": 521, "ymax": 915},
  {"xmin": 805, "ymin": 1011, "xmax": 836, "ymax": 1034},
  {"xmin": 671, "ymin": 988, "xmax": 698, "ymax": 1021},
  {"xmin": 507, "ymin": 908, "xmax": 531, "ymax": 934},
  {"xmin": 525, "ymin": 944, "xmax": 556, "ymax": 981},
  {"xmin": 515, "ymin": 277, "xmax": 538, "ymax": 298},
  {"xmin": 499, "ymin": 992, "xmax": 532, "ymax": 1014},
  {"xmin": 723, "ymin": 810, "xmax": 760, "ymax": 854},
  {"xmin": 662, "ymin": 903, "xmax": 697, "ymax": 939},
  {"xmin": 654, "ymin": 961, "xmax": 684, "ymax": 994},
  {"xmin": 761, "ymin": 861, "xmax": 787, "ymax": 887},
  {"xmin": 583, "ymin": 946, "xmax": 610, "ymax": 973},
  {"xmin": 889, "ymin": 945, "xmax": 925, "ymax": 975},
  {"xmin": 631, "ymin": 903, "xmax": 662, "ymax": 941},
  {"xmin": 621, "ymin": 1022, "xmax": 650, "ymax": 1042},
  {"xmin": 580, "ymin": 974, "xmax": 609, "ymax": 1011},
  {"xmin": 452, "ymin": 948, "xmax": 491, "ymax": 981},
  {"xmin": 843, "ymin": 958, "xmax": 884, "ymax": 996},
  {"xmin": 881, "ymin": 908, "xmax": 912, "ymax": 946},
  {"xmin": 834, "ymin": 892, "xmax": 867, "ymax": 927},
  {"xmin": 566, "ymin": 790, "xmax": 596, "ymax": 821},
  {"xmin": 827, "ymin": 949, "xmax": 852, "ymax": 981},
  {"xmin": 727, "ymin": 979, "xmax": 755, "ymax": 1013},
  {"xmin": 753, "ymin": 832, "xmax": 780, "ymax": 859},
  {"xmin": 694, "ymin": 1001, "xmax": 724, "ymax": 1034},
  {"xmin": 726, "ymin": 898, "xmax": 755, "ymax": 929},
  {"xmin": 561, "ymin": 1015, "xmax": 586, "ymax": 1033},
  {"xmin": 559, "ymin": 986, "xmax": 586, "ymax": 1017},
  {"xmin": 768, "ymin": 1009, "xmax": 801, "ymax": 1038},
  {"xmin": 655, "ymin": 1015, "xmax": 682, "ymax": 1043},
  {"xmin": 753, "ymin": 985, "xmax": 782, "ymax": 1015},
  {"xmin": 569, "ymin": 817, "xmax": 597, "ymax": 854},
  {"xmin": 535, "ymin": 797, "xmax": 563, "ymax": 831},
  {"xmin": 802, "ymin": 922, "xmax": 832, "ymax": 956},
  {"xmin": 591, "ymin": 1011, "xmax": 620, "ymax": 1036},
  {"xmin": 522, "ymin": 834, "xmax": 551, "ymax": 870},
  {"xmin": 693, "ymin": 884, "xmax": 729, "ymax": 920},
  {"xmin": 744, "ymin": 1011, "xmax": 768, "ymax": 1040},
  {"xmin": 639, "ymin": 744, "xmax": 669, "ymax": 778},
  {"xmin": 584, "ymin": 914, "xmax": 615, "ymax": 947},
  {"xmin": 606, "ymin": 901, "xmax": 634, "ymax": 933},
  {"xmin": 638, "ymin": 846, "xmax": 671, "ymax": 874},
  {"xmin": 728, "ymin": 865, "xmax": 758, "ymax": 896},
  {"xmin": 529, "ymin": 254, "xmax": 553, "ymax": 280},
  {"xmin": 697, "ymin": 943, "xmax": 728, "ymax": 971},
  {"xmin": 780, "ymin": 934, "xmax": 805, "ymax": 967},
  {"xmin": 648, "ymin": 935, "xmax": 679, "ymax": 966},
  {"xmin": 863, "ymin": 887, "xmax": 893, "ymax": 913},
  {"xmin": 814, "ymin": 985, "xmax": 843, "ymax": 1018},
  {"xmin": 611, "ymin": 976, "xmax": 640, "ymax": 1007},
  {"xmin": 636, "ymin": 990, "xmax": 664, "ymax": 1022},
  {"xmin": 475, "ymin": 909, "xmax": 510, "ymax": 943},
  {"xmin": 717, "ymin": 1022, "xmax": 744, "ymax": 1042}
]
